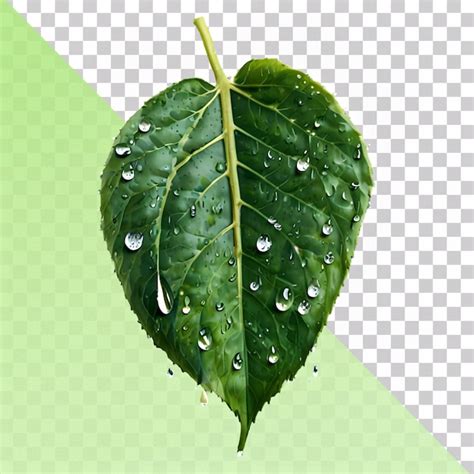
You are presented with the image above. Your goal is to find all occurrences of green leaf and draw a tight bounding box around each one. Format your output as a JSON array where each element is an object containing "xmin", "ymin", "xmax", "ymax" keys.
[{"xmin": 100, "ymin": 17, "xmax": 373, "ymax": 452}]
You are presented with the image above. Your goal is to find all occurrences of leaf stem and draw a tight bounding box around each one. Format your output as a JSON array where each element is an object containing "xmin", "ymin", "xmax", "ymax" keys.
[
  {"xmin": 194, "ymin": 16, "xmax": 250, "ymax": 452},
  {"xmin": 194, "ymin": 17, "xmax": 227, "ymax": 85}
]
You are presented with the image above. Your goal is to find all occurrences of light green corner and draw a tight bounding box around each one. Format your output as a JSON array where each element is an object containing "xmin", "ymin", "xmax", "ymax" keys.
[{"xmin": 0, "ymin": 2, "xmax": 465, "ymax": 473}]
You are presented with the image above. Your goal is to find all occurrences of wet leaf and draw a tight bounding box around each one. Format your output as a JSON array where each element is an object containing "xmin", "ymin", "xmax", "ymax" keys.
[{"xmin": 100, "ymin": 17, "xmax": 373, "ymax": 451}]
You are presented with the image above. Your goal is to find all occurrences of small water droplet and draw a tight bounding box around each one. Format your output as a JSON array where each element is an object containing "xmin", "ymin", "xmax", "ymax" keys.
[
  {"xmin": 296, "ymin": 157, "xmax": 310, "ymax": 172},
  {"xmin": 167, "ymin": 368, "xmax": 174, "ymax": 377},
  {"xmin": 121, "ymin": 168, "xmax": 134, "ymax": 181},
  {"xmin": 314, "ymin": 120, "xmax": 321, "ymax": 128},
  {"xmin": 267, "ymin": 150, "xmax": 274, "ymax": 160},
  {"xmin": 228, "ymin": 257, "xmax": 235, "ymax": 266},
  {"xmin": 215, "ymin": 302, "xmax": 225, "ymax": 312},
  {"xmin": 198, "ymin": 328, "xmax": 212, "ymax": 351},
  {"xmin": 173, "ymin": 189, "xmax": 180, "ymax": 197},
  {"xmin": 353, "ymin": 214, "xmax": 361, "ymax": 223},
  {"xmin": 322, "ymin": 220, "xmax": 333, "ymax": 236},
  {"xmin": 324, "ymin": 252, "xmax": 335, "ymax": 265},
  {"xmin": 228, "ymin": 273, "xmax": 237, "ymax": 282},
  {"xmin": 138, "ymin": 120, "xmax": 151, "ymax": 133},
  {"xmin": 249, "ymin": 279, "xmax": 260, "ymax": 291},
  {"xmin": 115, "ymin": 144, "xmax": 131, "ymax": 157},
  {"xmin": 182, "ymin": 296, "xmax": 191, "ymax": 315},
  {"xmin": 313, "ymin": 365, "xmax": 319, "ymax": 376},
  {"xmin": 275, "ymin": 287, "xmax": 293, "ymax": 312},
  {"xmin": 297, "ymin": 300, "xmax": 311, "ymax": 315},
  {"xmin": 296, "ymin": 74, "xmax": 302, "ymax": 79},
  {"xmin": 136, "ymin": 163, "xmax": 143, "ymax": 172},
  {"xmin": 351, "ymin": 182, "xmax": 360, "ymax": 190},
  {"xmin": 190, "ymin": 205, "xmax": 196, "ymax": 218},
  {"xmin": 232, "ymin": 352, "xmax": 243, "ymax": 370},
  {"xmin": 297, "ymin": 99, "xmax": 303, "ymax": 106},
  {"xmin": 200, "ymin": 389, "xmax": 208, "ymax": 406},
  {"xmin": 256, "ymin": 234, "xmax": 272, "ymax": 253},
  {"xmin": 124, "ymin": 232, "xmax": 143, "ymax": 251},
  {"xmin": 268, "ymin": 345, "xmax": 279, "ymax": 364},
  {"xmin": 274, "ymin": 222, "xmax": 282, "ymax": 231},
  {"xmin": 237, "ymin": 451, "xmax": 244, "ymax": 457},
  {"xmin": 307, "ymin": 282, "xmax": 320, "ymax": 298},
  {"xmin": 353, "ymin": 145, "xmax": 361, "ymax": 160},
  {"xmin": 215, "ymin": 162, "xmax": 226, "ymax": 173}
]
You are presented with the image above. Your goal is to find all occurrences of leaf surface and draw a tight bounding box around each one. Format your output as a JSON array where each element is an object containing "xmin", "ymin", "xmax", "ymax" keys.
[{"xmin": 100, "ymin": 18, "xmax": 373, "ymax": 451}]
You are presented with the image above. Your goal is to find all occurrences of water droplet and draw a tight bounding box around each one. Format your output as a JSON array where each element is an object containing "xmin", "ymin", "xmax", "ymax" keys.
[
  {"xmin": 322, "ymin": 220, "xmax": 333, "ymax": 236},
  {"xmin": 324, "ymin": 252, "xmax": 335, "ymax": 265},
  {"xmin": 275, "ymin": 287, "xmax": 293, "ymax": 312},
  {"xmin": 353, "ymin": 145, "xmax": 361, "ymax": 160},
  {"xmin": 274, "ymin": 222, "xmax": 282, "ymax": 231},
  {"xmin": 297, "ymin": 300, "xmax": 311, "ymax": 315},
  {"xmin": 351, "ymin": 182, "xmax": 360, "ymax": 189},
  {"xmin": 182, "ymin": 296, "xmax": 191, "ymax": 315},
  {"xmin": 173, "ymin": 189, "xmax": 180, "ymax": 197},
  {"xmin": 228, "ymin": 273, "xmax": 237, "ymax": 282},
  {"xmin": 190, "ymin": 205, "xmax": 196, "ymax": 218},
  {"xmin": 182, "ymin": 325, "xmax": 188, "ymax": 332},
  {"xmin": 313, "ymin": 365, "xmax": 319, "ymax": 376},
  {"xmin": 138, "ymin": 120, "xmax": 151, "ymax": 133},
  {"xmin": 338, "ymin": 124, "xmax": 346, "ymax": 133},
  {"xmin": 167, "ymin": 368, "xmax": 174, "ymax": 377},
  {"xmin": 237, "ymin": 451, "xmax": 244, "ymax": 457},
  {"xmin": 307, "ymin": 282, "xmax": 320, "ymax": 298},
  {"xmin": 121, "ymin": 168, "xmax": 134, "ymax": 181},
  {"xmin": 157, "ymin": 273, "xmax": 173, "ymax": 315},
  {"xmin": 115, "ymin": 144, "xmax": 131, "ymax": 157},
  {"xmin": 232, "ymin": 352, "xmax": 243, "ymax": 370},
  {"xmin": 267, "ymin": 216, "xmax": 277, "ymax": 225},
  {"xmin": 215, "ymin": 302, "xmax": 225, "ymax": 312},
  {"xmin": 314, "ymin": 120, "xmax": 321, "ymax": 128},
  {"xmin": 200, "ymin": 389, "xmax": 208, "ymax": 406},
  {"xmin": 296, "ymin": 157, "xmax": 310, "ymax": 172},
  {"xmin": 136, "ymin": 163, "xmax": 143, "ymax": 172},
  {"xmin": 296, "ymin": 74, "xmax": 302, "ymax": 79},
  {"xmin": 249, "ymin": 279, "xmax": 260, "ymax": 291},
  {"xmin": 297, "ymin": 99, "xmax": 303, "ymax": 106},
  {"xmin": 198, "ymin": 328, "xmax": 212, "ymax": 351},
  {"xmin": 353, "ymin": 214, "xmax": 361, "ymax": 223},
  {"xmin": 267, "ymin": 150, "xmax": 274, "ymax": 160},
  {"xmin": 124, "ymin": 232, "xmax": 143, "ymax": 251},
  {"xmin": 268, "ymin": 346, "xmax": 279, "ymax": 364},
  {"xmin": 256, "ymin": 234, "xmax": 272, "ymax": 253},
  {"xmin": 228, "ymin": 257, "xmax": 236, "ymax": 266},
  {"xmin": 215, "ymin": 162, "xmax": 226, "ymax": 173}
]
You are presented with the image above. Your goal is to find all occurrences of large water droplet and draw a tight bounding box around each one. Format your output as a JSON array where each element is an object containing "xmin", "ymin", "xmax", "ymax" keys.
[
  {"xmin": 324, "ymin": 252, "xmax": 335, "ymax": 265},
  {"xmin": 307, "ymin": 281, "xmax": 320, "ymax": 298},
  {"xmin": 121, "ymin": 168, "xmax": 134, "ymax": 181},
  {"xmin": 296, "ymin": 157, "xmax": 310, "ymax": 173},
  {"xmin": 138, "ymin": 120, "xmax": 151, "ymax": 133},
  {"xmin": 124, "ymin": 232, "xmax": 143, "ymax": 251},
  {"xmin": 232, "ymin": 352, "xmax": 243, "ymax": 370},
  {"xmin": 268, "ymin": 346, "xmax": 279, "ymax": 364},
  {"xmin": 198, "ymin": 328, "xmax": 212, "ymax": 351},
  {"xmin": 256, "ymin": 234, "xmax": 272, "ymax": 253},
  {"xmin": 275, "ymin": 287, "xmax": 293, "ymax": 312},
  {"xmin": 115, "ymin": 144, "xmax": 131, "ymax": 157},
  {"xmin": 215, "ymin": 302, "xmax": 225, "ymax": 312},
  {"xmin": 157, "ymin": 274, "xmax": 173, "ymax": 315},
  {"xmin": 200, "ymin": 389, "xmax": 208, "ymax": 406},
  {"xmin": 322, "ymin": 220, "xmax": 333, "ymax": 236},
  {"xmin": 297, "ymin": 300, "xmax": 311, "ymax": 315}
]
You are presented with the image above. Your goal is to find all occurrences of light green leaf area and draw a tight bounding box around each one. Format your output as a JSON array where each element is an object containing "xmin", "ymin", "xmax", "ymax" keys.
[{"xmin": 100, "ymin": 18, "xmax": 373, "ymax": 450}]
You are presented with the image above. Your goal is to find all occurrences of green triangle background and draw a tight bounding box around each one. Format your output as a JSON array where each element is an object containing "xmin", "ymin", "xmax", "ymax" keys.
[{"xmin": 0, "ymin": 2, "xmax": 465, "ymax": 472}]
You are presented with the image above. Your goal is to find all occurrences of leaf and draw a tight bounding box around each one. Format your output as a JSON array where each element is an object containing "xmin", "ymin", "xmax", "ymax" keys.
[{"xmin": 100, "ymin": 17, "xmax": 373, "ymax": 452}]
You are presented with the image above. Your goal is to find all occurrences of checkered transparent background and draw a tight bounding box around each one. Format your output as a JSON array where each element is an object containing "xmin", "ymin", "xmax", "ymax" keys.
[{"xmin": 9, "ymin": 0, "xmax": 474, "ymax": 470}]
